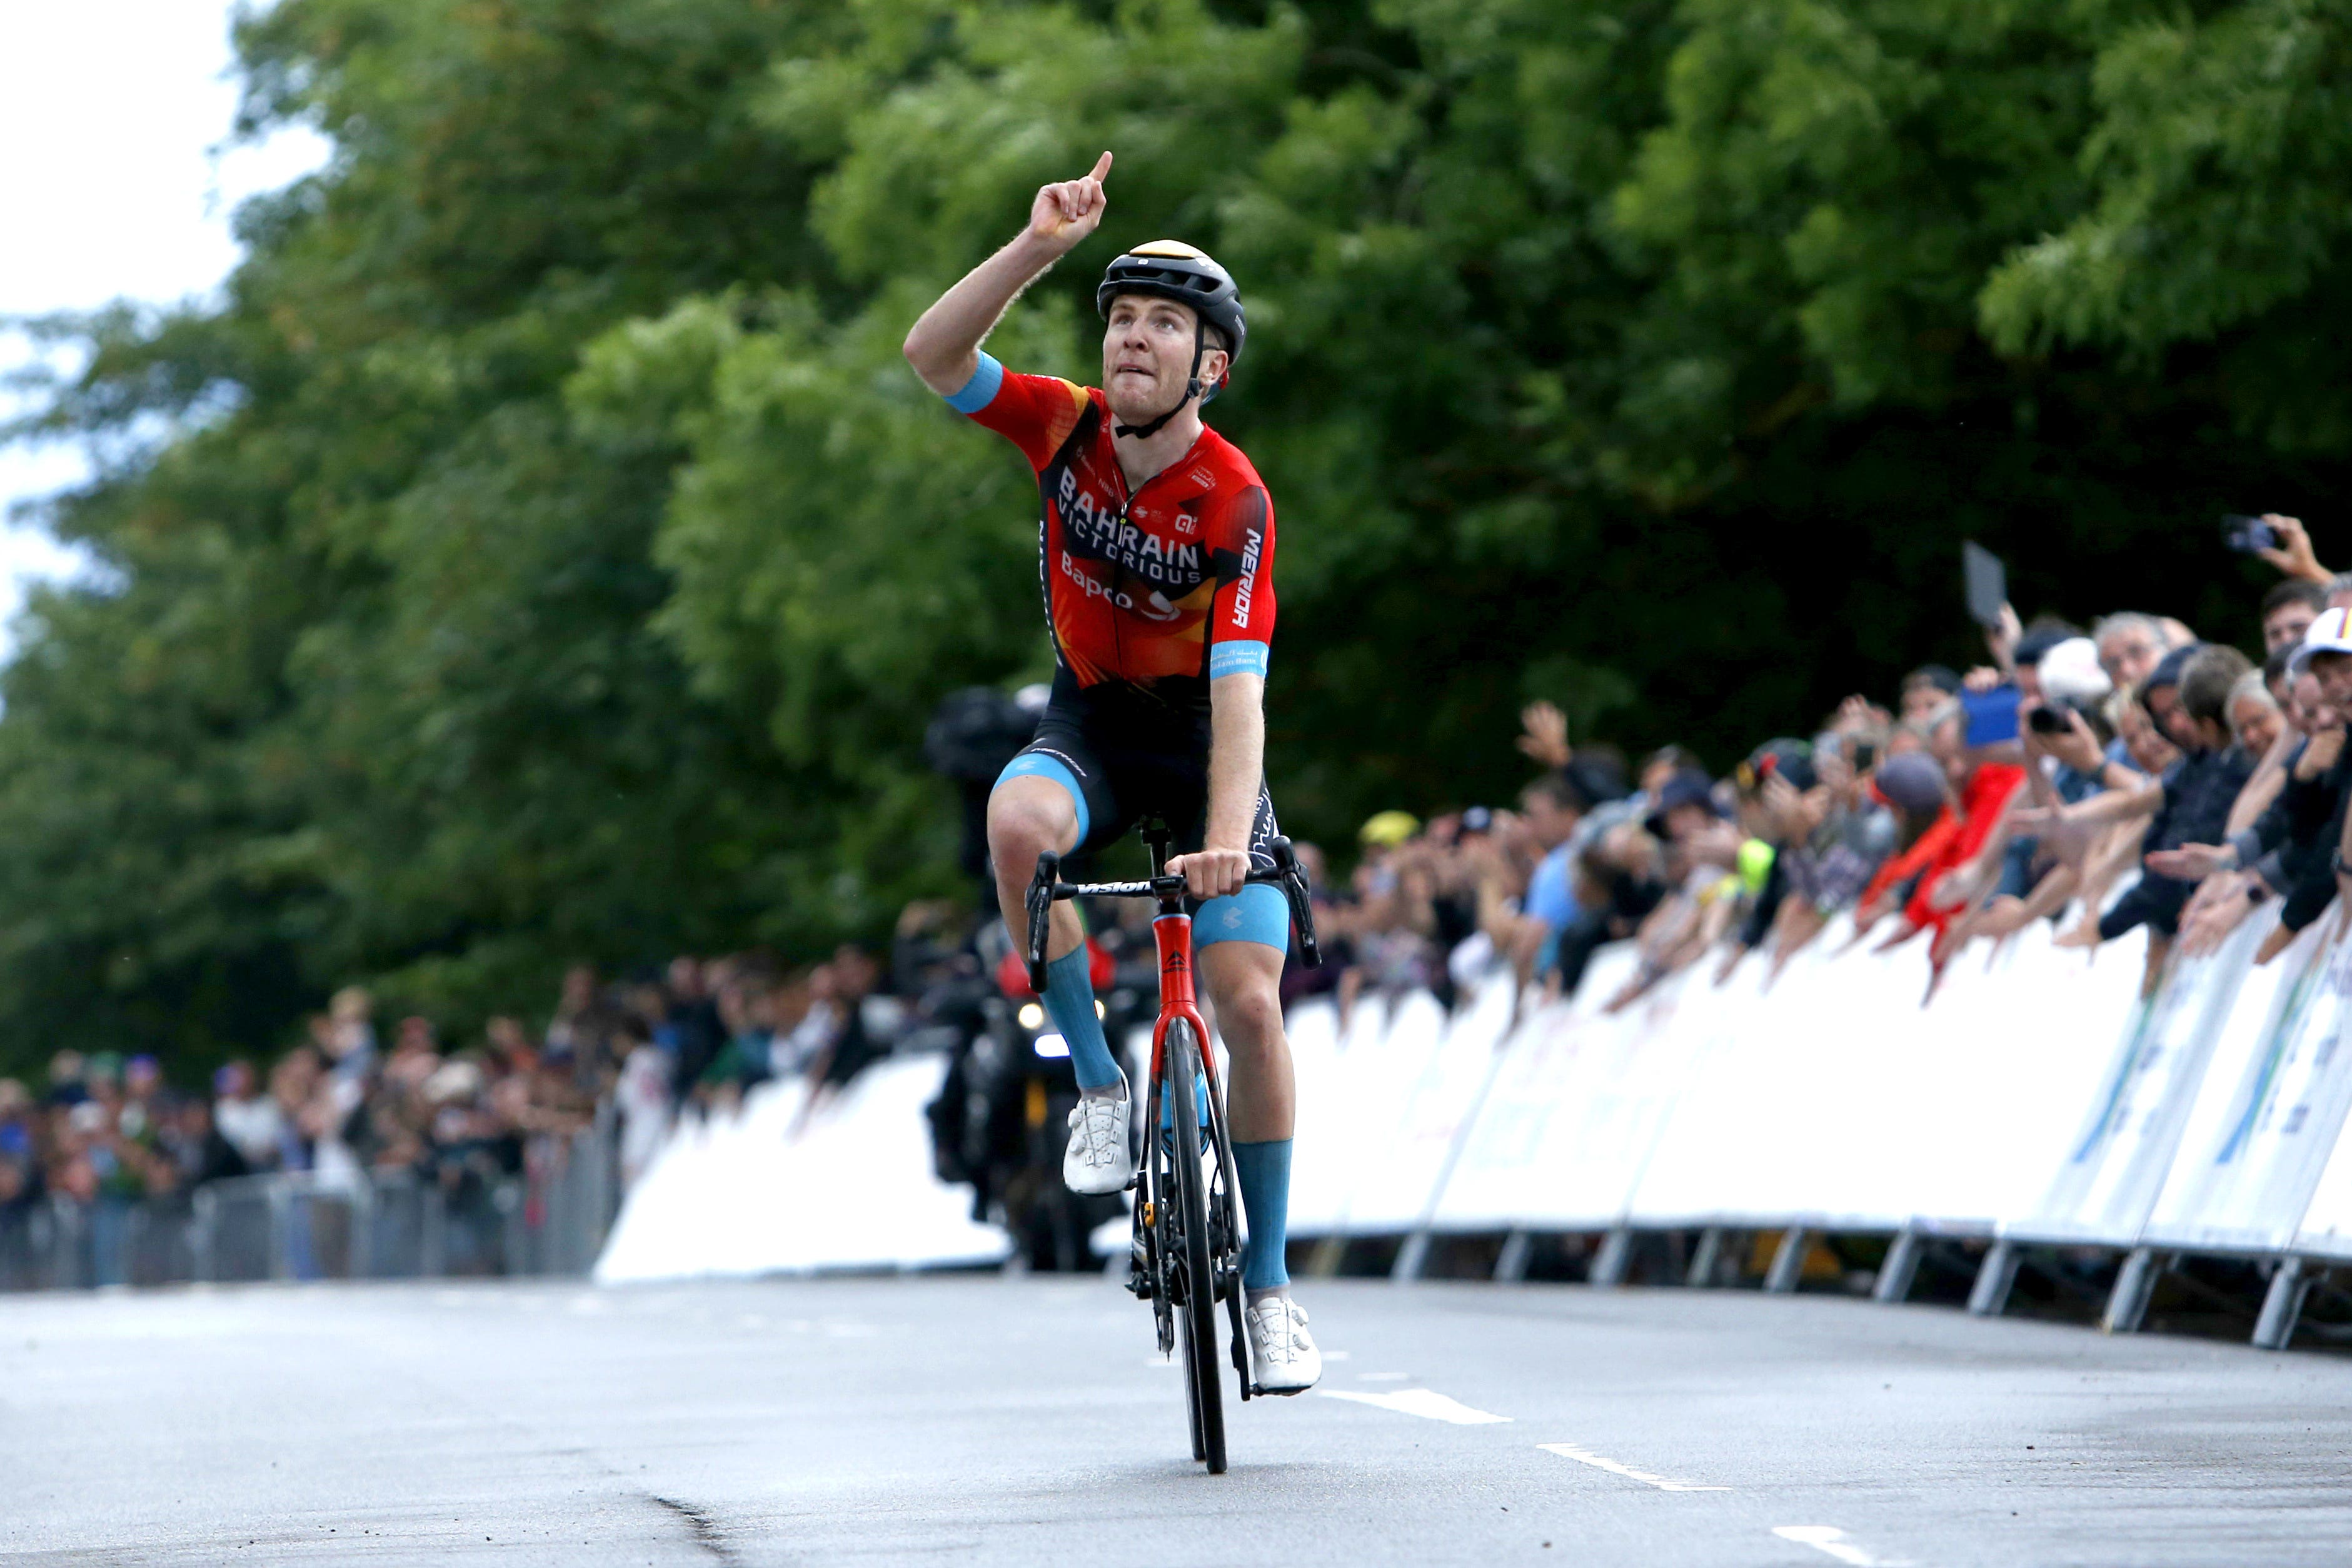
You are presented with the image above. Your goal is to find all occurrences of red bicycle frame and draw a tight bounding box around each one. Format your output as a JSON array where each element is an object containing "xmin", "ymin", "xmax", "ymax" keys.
[{"xmin": 1148, "ymin": 910, "xmax": 1217, "ymax": 1109}]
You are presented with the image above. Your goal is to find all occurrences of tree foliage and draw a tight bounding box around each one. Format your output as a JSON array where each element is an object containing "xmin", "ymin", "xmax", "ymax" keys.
[{"xmin": 7, "ymin": 0, "xmax": 2349, "ymax": 1072}]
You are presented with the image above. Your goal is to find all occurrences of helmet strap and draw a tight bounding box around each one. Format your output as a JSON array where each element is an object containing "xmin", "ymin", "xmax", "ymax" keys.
[{"xmin": 1113, "ymin": 318, "xmax": 1206, "ymax": 441}]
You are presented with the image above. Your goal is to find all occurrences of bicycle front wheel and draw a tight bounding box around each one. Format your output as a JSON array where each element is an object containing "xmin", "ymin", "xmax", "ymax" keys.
[{"xmin": 1166, "ymin": 1018, "xmax": 1227, "ymax": 1474}]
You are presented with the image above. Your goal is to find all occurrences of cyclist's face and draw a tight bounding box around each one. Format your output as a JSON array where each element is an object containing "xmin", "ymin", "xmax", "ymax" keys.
[{"xmin": 1103, "ymin": 295, "xmax": 1228, "ymax": 423}]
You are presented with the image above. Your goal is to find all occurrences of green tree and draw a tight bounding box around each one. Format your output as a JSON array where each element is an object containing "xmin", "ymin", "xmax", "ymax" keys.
[{"xmin": 8, "ymin": 0, "xmax": 2350, "ymax": 1077}]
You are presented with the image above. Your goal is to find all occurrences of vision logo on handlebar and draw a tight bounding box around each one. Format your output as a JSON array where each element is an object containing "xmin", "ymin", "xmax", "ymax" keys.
[{"xmin": 1022, "ymin": 833, "xmax": 1320, "ymax": 995}]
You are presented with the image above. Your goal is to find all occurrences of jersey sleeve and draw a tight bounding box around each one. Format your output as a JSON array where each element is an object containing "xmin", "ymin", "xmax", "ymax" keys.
[
  {"xmin": 942, "ymin": 351, "xmax": 1090, "ymax": 473},
  {"xmin": 1205, "ymin": 483, "xmax": 1275, "ymax": 680}
]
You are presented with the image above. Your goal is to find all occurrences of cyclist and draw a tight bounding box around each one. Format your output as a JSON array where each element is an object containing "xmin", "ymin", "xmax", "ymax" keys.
[{"xmin": 903, "ymin": 153, "xmax": 1318, "ymax": 1393}]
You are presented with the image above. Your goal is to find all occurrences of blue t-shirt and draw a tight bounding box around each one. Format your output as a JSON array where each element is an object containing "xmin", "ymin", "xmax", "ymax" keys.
[{"xmin": 1525, "ymin": 843, "xmax": 1581, "ymax": 930}]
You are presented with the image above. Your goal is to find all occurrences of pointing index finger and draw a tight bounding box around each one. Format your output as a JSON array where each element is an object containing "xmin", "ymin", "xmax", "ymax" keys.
[{"xmin": 1089, "ymin": 150, "xmax": 1113, "ymax": 182}]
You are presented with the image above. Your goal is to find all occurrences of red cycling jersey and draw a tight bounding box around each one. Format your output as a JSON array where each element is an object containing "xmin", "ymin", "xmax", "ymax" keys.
[{"xmin": 950, "ymin": 354, "xmax": 1275, "ymax": 721}]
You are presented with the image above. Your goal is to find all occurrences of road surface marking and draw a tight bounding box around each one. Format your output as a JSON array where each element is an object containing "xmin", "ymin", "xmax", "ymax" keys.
[
  {"xmin": 1538, "ymin": 1443, "xmax": 1729, "ymax": 1492},
  {"xmin": 1320, "ymin": 1389, "xmax": 1512, "ymax": 1424},
  {"xmin": 1772, "ymin": 1525, "xmax": 1914, "ymax": 1565}
]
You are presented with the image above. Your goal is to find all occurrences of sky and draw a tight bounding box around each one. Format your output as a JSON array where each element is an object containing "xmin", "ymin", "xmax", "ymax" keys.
[{"xmin": 0, "ymin": 1, "xmax": 329, "ymax": 639}]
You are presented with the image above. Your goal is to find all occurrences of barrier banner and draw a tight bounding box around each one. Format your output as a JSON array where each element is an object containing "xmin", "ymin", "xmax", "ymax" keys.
[
  {"xmin": 2139, "ymin": 912, "xmax": 2351, "ymax": 1251},
  {"xmin": 1277, "ymin": 998, "xmax": 1347, "ymax": 1235},
  {"xmin": 2136, "ymin": 907, "xmax": 2352, "ymax": 1256},
  {"xmin": 1625, "ymin": 945, "xmax": 1819, "ymax": 1228},
  {"xmin": 1348, "ymin": 974, "xmax": 1516, "ymax": 1235},
  {"xmin": 595, "ymin": 1055, "xmax": 1012, "ymax": 1284},
  {"xmin": 2286, "ymin": 982, "xmax": 2352, "ymax": 1260},
  {"xmin": 1420, "ymin": 992, "xmax": 1580, "ymax": 1234},
  {"xmin": 1285, "ymin": 990, "xmax": 1450, "ymax": 1239},
  {"xmin": 1897, "ymin": 928, "xmax": 2147, "ymax": 1235},
  {"xmin": 1320, "ymin": 988, "xmax": 1449, "ymax": 1235},
  {"xmin": 1287, "ymin": 992, "xmax": 1388, "ymax": 1236},
  {"xmin": 1427, "ymin": 945, "xmax": 1647, "ymax": 1232},
  {"xmin": 2008, "ymin": 914, "xmax": 2268, "ymax": 1245},
  {"xmin": 1502, "ymin": 952, "xmax": 1732, "ymax": 1232}
]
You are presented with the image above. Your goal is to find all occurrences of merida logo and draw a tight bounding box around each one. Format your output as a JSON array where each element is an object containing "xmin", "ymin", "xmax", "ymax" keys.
[{"xmin": 1230, "ymin": 526, "xmax": 1262, "ymax": 627}]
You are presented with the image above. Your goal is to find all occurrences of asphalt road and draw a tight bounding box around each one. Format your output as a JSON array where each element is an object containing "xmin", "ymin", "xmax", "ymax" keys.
[{"xmin": 4, "ymin": 1273, "xmax": 2349, "ymax": 1567}]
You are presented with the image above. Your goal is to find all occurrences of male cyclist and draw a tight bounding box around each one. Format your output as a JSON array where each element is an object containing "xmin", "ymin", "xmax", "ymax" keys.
[{"xmin": 903, "ymin": 152, "xmax": 1318, "ymax": 1393}]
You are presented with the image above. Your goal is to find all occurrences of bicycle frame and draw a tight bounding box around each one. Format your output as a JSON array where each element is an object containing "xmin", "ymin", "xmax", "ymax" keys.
[
  {"xmin": 1022, "ymin": 822, "xmax": 1320, "ymax": 1462},
  {"xmin": 1147, "ymin": 900, "xmax": 1215, "ymax": 1133}
]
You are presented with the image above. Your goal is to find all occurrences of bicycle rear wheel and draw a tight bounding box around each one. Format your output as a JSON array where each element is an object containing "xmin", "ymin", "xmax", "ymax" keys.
[{"xmin": 1167, "ymin": 1019, "xmax": 1226, "ymax": 1474}]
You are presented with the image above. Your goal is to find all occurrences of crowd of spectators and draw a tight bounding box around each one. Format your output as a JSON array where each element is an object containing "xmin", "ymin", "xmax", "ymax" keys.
[
  {"xmin": 11, "ymin": 513, "xmax": 2351, "ymax": 1281},
  {"xmin": 1295, "ymin": 513, "xmax": 2352, "ymax": 1018},
  {"xmin": 0, "ymin": 943, "xmax": 917, "ymax": 1280}
]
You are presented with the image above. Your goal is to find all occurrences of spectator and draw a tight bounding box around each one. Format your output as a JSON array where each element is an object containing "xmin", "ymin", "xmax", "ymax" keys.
[
  {"xmin": 2157, "ymin": 663, "xmax": 2344, "ymax": 958},
  {"xmin": 212, "ymin": 1060, "xmax": 284, "ymax": 1170},
  {"xmin": 1898, "ymin": 666, "xmax": 1962, "ymax": 724},
  {"xmin": 2262, "ymin": 580, "xmax": 2328, "ymax": 655},
  {"xmin": 1515, "ymin": 771, "xmax": 1600, "ymax": 985},
  {"xmin": 2093, "ymin": 613, "xmax": 2171, "ymax": 693},
  {"xmin": 661, "ymin": 957, "xmax": 725, "ymax": 1089},
  {"xmin": 2068, "ymin": 646, "xmax": 2258, "ymax": 953}
]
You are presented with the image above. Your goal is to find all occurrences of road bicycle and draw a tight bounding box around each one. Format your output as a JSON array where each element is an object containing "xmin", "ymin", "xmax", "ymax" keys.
[{"xmin": 1025, "ymin": 822, "xmax": 1320, "ymax": 1474}]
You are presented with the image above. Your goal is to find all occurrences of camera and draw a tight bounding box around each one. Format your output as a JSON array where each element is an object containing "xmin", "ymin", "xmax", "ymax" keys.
[
  {"xmin": 2222, "ymin": 513, "xmax": 2278, "ymax": 554},
  {"xmin": 2026, "ymin": 705, "xmax": 2072, "ymax": 735}
]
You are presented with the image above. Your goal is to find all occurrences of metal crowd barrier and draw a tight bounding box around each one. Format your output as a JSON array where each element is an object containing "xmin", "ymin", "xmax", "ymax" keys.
[{"xmin": 0, "ymin": 1102, "xmax": 621, "ymax": 1292}]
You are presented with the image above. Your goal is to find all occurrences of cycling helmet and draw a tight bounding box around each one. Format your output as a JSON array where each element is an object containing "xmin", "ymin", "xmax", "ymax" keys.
[{"xmin": 1096, "ymin": 240, "xmax": 1246, "ymax": 438}]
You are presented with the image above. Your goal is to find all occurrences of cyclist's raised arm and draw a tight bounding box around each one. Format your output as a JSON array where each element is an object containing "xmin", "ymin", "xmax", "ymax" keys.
[{"xmin": 902, "ymin": 152, "xmax": 1113, "ymax": 396}]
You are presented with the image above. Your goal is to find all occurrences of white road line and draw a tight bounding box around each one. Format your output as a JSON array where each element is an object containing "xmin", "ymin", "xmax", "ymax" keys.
[
  {"xmin": 1537, "ymin": 1443, "xmax": 1729, "ymax": 1492},
  {"xmin": 1772, "ymin": 1525, "xmax": 1915, "ymax": 1566},
  {"xmin": 1320, "ymin": 1388, "xmax": 1514, "ymax": 1425}
]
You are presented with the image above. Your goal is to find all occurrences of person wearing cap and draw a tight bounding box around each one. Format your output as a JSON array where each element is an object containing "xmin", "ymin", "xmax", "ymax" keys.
[
  {"xmin": 1599, "ymin": 767, "xmax": 1758, "ymax": 1010},
  {"xmin": 1721, "ymin": 740, "xmax": 1817, "ymax": 963},
  {"xmin": 1897, "ymin": 665, "xmax": 1963, "ymax": 725},
  {"xmin": 2157, "ymin": 611, "xmax": 2352, "ymax": 961},
  {"xmin": 905, "ymin": 154, "xmax": 1317, "ymax": 1391},
  {"xmin": 2293, "ymin": 604, "xmax": 2352, "ymax": 704}
]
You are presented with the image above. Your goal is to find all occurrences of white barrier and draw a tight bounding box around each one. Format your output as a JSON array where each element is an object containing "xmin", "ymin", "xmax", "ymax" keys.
[
  {"xmin": 594, "ymin": 1055, "xmax": 1012, "ymax": 1284},
  {"xmin": 1299, "ymin": 901, "xmax": 2352, "ymax": 1286},
  {"xmin": 2012, "ymin": 914, "xmax": 2274, "ymax": 1244},
  {"xmin": 602, "ymin": 892, "xmax": 2352, "ymax": 1349}
]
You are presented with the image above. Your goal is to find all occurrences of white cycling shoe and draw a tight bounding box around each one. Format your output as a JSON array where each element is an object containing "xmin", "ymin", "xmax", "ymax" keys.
[
  {"xmin": 1062, "ymin": 1075, "xmax": 1135, "ymax": 1196},
  {"xmin": 1245, "ymin": 1293, "xmax": 1321, "ymax": 1394}
]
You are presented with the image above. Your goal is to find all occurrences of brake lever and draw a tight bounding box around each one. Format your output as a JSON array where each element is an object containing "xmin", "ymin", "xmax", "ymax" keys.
[
  {"xmin": 1267, "ymin": 837, "xmax": 1323, "ymax": 968},
  {"xmin": 1025, "ymin": 851, "xmax": 1060, "ymax": 995}
]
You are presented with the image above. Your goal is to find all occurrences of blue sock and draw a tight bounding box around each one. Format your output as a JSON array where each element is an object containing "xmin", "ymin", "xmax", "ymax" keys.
[
  {"xmin": 1043, "ymin": 947, "xmax": 1119, "ymax": 1091},
  {"xmin": 1232, "ymin": 1139, "xmax": 1292, "ymax": 1291}
]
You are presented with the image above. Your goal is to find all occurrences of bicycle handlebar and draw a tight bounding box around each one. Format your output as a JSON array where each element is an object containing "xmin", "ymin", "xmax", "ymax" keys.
[{"xmin": 1023, "ymin": 836, "xmax": 1323, "ymax": 995}]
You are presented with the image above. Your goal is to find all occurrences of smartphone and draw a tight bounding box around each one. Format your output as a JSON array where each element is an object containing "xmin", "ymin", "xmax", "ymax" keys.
[
  {"xmin": 1961, "ymin": 684, "xmax": 2021, "ymax": 747},
  {"xmin": 2026, "ymin": 705, "xmax": 2071, "ymax": 735},
  {"xmin": 2221, "ymin": 514, "xmax": 2278, "ymax": 553},
  {"xmin": 1962, "ymin": 541, "xmax": 2008, "ymax": 629}
]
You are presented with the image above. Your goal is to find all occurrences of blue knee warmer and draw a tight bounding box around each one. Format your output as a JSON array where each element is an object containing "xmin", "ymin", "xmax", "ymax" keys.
[
  {"xmin": 1232, "ymin": 1138, "xmax": 1292, "ymax": 1291},
  {"xmin": 1043, "ymin": 947, "xmax": 1120, "ymax": 1091}
]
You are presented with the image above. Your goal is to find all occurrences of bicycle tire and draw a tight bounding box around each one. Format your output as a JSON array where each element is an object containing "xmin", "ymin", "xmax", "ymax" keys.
[{"xmin": 1167, "ymin": 1019, "xmax": 1227, "ymax": 1474}]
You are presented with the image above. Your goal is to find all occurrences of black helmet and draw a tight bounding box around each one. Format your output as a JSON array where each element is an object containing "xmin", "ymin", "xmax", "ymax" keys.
[
  {"xmin": 1096, "ymin": 241, "xmax": 1245, "ymax": 438},
  {"xmin": 1096, "ymin": 241, "xmax": 1247, "ymax": 364}
]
